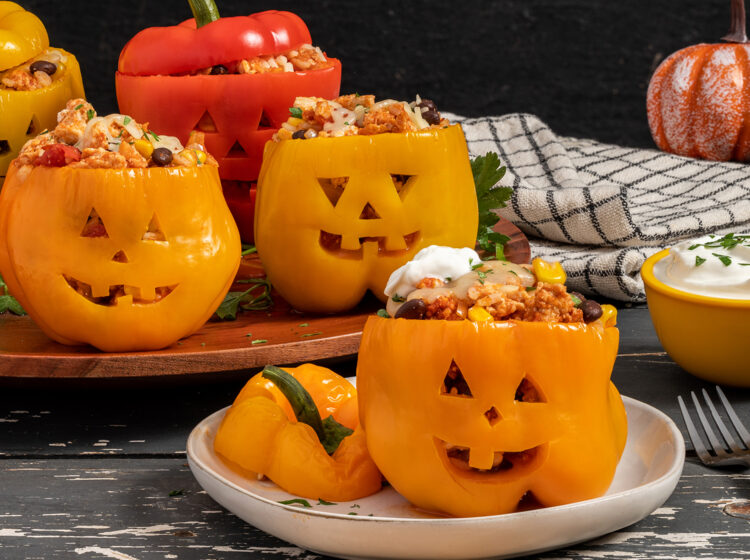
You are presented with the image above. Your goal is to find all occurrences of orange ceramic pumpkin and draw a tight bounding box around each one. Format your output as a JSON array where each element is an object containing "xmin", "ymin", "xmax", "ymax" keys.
[{"xmin": 647, "ymin": 0, "xmax": 750, "ymax": 160}]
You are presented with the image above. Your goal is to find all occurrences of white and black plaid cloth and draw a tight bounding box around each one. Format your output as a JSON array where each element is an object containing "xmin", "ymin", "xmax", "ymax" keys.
[{"xmin": 450, "ymin": 113, "xmax": 750, "ymax": 302}]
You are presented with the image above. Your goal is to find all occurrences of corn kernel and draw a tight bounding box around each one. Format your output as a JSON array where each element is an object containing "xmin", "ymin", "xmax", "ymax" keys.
[
  {"xmin": 599, "ymin": 304, "xmax": 617, "ymax": 327},
  {"xmin": 178, "ymin": 149, "xmax": 197, "ymax": 166},
  {"xmin": 276, "ymin": 128, "xmax": 293, "ymax": 140},
  {"xmin": 468, "ymin": 305, "xmax": 493, "ymax": 322},
  {"xmin": 134, "ymin": 139, "xmax": 154, "ymax": 159},
  {"xmin": 287, "ymin": 117, "xmax": 303, "ymax": 126},
  {"xmin": 532, "ymin": 257, "xmax": 566, "ymax": 284},
  {"xmin": 194, "ymin": 149, "xmax": 207, "ymax": 165}
]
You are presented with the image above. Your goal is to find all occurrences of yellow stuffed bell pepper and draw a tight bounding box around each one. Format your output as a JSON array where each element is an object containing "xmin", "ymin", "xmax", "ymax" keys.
[
  {"xmin": 0, "ymin": 164, "xmax": 240, "ymax": 352},
  {"xmin": 356, "ymin": 316, "xmax": 627, "ymax": 518},
  {"xmin": 255, "ymin": 124, "xmax": 478, "ymax": 313},
  {"xmin": 0, "ymin": 2, "xmax": 84, "ymax": 176},
  {"xmin": 214, "ymin": 364, "xmax": 382, "ymax": 502}
]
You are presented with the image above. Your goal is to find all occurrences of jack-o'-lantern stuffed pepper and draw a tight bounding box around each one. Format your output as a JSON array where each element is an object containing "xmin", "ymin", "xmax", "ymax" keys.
[
  {"xmin": 0, "ymin": 99, "xmax": 241, "ymax": 352},
  {"xmin": 254, "ymin": 95, "xmax": 479, "ymax": 313},
  {"xmin": 0, "ymin": 1, "xmax": 85, "ymax": 177},
  {"xmin": 116, "ymin": 0, "xmax": 342, "ymax": 241},
  {"xmin": 214, "ymin": 364, "xmax": 382, "ymax": 502},
  {"xmin": 357, "ymin": 246, "xmax": 626, "ymax": 517}
]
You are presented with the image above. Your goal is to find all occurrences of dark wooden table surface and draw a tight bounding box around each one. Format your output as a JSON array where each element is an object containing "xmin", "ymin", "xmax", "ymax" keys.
[{"xmin": 1, "ymin": 307, "xmax": 749, "ymax": 560}]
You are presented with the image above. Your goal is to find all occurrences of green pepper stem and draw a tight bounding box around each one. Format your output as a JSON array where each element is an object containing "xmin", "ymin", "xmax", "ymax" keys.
[
  {"xmin": 188, "ymin": 0, "xmax": 220, "ymax": 28},
  {"xmin": 262, "ymin": 365, "xmax": 326, "ymax": 442},
  {"xmin": 723, "ymin": 0, "xmax": 748, "ymax": 43}
]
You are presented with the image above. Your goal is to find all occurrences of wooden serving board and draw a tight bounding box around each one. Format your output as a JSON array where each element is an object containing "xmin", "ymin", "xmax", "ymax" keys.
[{"xmin": 0, "ymin": 218, "xmax": 529, "ymax": 380}]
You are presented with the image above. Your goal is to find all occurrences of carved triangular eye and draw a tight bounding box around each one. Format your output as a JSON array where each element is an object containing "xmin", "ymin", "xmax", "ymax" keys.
[
  {"xmin": 318, "ymin": 177, "xmax": 349, "ymax": 207},
  {"xmin": 359, "ymin": 202, "xmax": 380, "ymax": 219},
  {"xmin": 514, "ymin": 377, "xmax": 545, "ymax": 403},
  {"xmin": 441, "ymin": 360, "xmax": 473, "ymax": 397},
  {"xmin": 26, "ymin": 116, "xmax": 39, "ymax": 136},
  {"xmin": 111, "ymin": 250, "xmax": 129, "ymax": 263},
  {"xmin": 0, "ymin": 140, "xmax": 9, "ymax": 156},
  {"xmin": 142, "ymin": 213, "xmax": 167, "ymax": 242},
  {"xmin": 258, "ymin": 110, "xmax": 274, "ymax": 130},
  {"xmin": 225, "ymin": 141, "xmax": 247, "ymax": 158},
  {"xmin": 195, "ymin": 111, "xmax": 217, "ymax": 133},
  {"xmin": 80, "ymin": 208, "xmax": 109, "ymax": 238},
  {"xmin": 391, "ymin": 174, "xmax": 415, "ymax": 200}
]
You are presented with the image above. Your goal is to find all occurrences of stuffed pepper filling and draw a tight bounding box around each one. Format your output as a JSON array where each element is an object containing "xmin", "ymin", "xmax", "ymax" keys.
[
  {"xmin": 0, "ymin": 49, "xmax": 70, "ymax": 91},
  {"xmin": 15, "ymin": 98, "xmax": 218, "ymax": 170},
  {"xmin": 273, "ymin": 94, "xmax": 450, "ymax": 139},
  {"xmin": 185, "ymin": 43, "xmax": 331, "ymax": 76},
  {"xmin": 384, "ymin": 246, "xmax": 616, "ymax": 325}
]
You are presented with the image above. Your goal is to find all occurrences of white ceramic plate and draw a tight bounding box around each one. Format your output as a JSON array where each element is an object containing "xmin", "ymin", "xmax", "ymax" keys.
[{"xmin": 187, "ymin": 396, "xmax": 684, "ymax": 560}]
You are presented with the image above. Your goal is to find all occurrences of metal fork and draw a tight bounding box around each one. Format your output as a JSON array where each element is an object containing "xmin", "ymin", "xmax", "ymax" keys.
[{"xmin": 677, "ymin": 386, "xmax": 750, "ymax": 468}]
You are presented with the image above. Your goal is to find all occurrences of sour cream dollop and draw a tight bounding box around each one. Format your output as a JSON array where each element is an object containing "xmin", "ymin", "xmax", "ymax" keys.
[
  {"xmin": 384, "ymin": 245, "xmax": 481, "ymax": 300},
  {"xmin": 653, "ymin": 233, "xmax": 750, "ymax": 299}
]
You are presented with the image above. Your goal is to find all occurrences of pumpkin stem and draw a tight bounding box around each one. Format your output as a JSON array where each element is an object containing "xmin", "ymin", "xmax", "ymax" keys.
[
  {"xmin": 188, "ymin": 0, "xmax": 220, "ymax": 28},
  {"xmin": 723, "ymin": 0, "xmax": 748, "ymax": 43}
]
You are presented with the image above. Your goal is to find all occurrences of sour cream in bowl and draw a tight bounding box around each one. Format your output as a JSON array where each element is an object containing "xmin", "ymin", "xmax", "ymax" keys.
[{"xmin": 641, "ymin": 233, "xmax": 750, "ymax": 386}]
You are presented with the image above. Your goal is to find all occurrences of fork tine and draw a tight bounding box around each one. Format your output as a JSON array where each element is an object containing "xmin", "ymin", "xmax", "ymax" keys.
[
  {"xmin": 716, "ymin": 386, "xmax": 750, "ymax": 449},
  {"xmin": 690, "ymin": 391, "xmax": 728, "ymax": 458},
  {"xmin": 702, "ymin": 388, "xmax": 744, "ymax": 453},
  {"xmin": 678, "ymin": 395, "xmax": 713, "ymax": 463}
]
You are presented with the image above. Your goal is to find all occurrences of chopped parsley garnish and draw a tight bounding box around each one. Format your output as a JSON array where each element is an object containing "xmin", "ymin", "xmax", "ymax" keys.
[
  {"xmin": 687, "ymin": 234, "xmax": 750, "ymax": 267},
  {"xmin": 123, "ymin": 116, "xmax": 132, "ymax": 126},
  {"xmin": 376, "ymin": 309, "xmax": 390, "ymax": 318},
  {"xmin": 713, "ymin": 253, "xmax": 732, "ymax": 266},
  {"xmin": 301, "ymin": 332, "xmax": 322, "ymax": 338},
  {"xmin": 149, "ymin": 131, "xmax": 160, "ymax": 142},
  {"xmin": 695, "ymin": 256, "xmax": 706, "ymax": 267},
  {"xmin": 392, "ymin": 294, "xmax": 406, "ymax": 303},
  {"xmin": 251, "ymin": 339, "xmax": 268, "ymax": 345},
  {"xmin": 317, "ymin": 499, "xmax": 337, "ymax": 506},
  {"xmin": 74, "ymin": 104, "xmax": 83, "ymax": 110},
  {"xmin": 299, "ymin": 322, "xmax": 310, "ymax": 327},
  {"xmin": 86, "ymin": 109, "xmax": 94, "ymax": 121},
  {"xmin": 289, "ymin": 107, "xmax": 303, "ymax": 119},
  {"xmin": 472, "ymin": 153, "xmax": 512, "ymax": 261},
  {"xmin": 279, "ymin": 498, "xmax": 312, "ymax": 507},
  {"xmin": 476, "ymin": 268, "xmax": 493, "ymax": 285},
  {"xmin": 168, "ymin": 489, "xmax": 184, "ymax": 497}
]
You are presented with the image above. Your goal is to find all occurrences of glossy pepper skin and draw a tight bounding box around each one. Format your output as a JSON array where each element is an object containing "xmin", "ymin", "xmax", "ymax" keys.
[
  {"xmin": 255, "ymin": 125, "xmax": 479, "ymax": 313},
  {"xmin": 0, "ymin": 1, "xmax": 47, "ymax": 70},
  {"xmin": 357, "ymin": 317, "xmax": 627, "ymax": 518},
  {"xmin": 0, "ymin": 164, "xmax": 240, "ymax": 352},
  {"xmin": 116, "ymin": 9, "xmax": 342, "ymax": 242},
  {"xmin": 214, "ymin": 364, "xmax": 382, "ymax": 502},
  {"xmin": 1, "ymin": 2, "xmax": 85, "ymax": 177}
]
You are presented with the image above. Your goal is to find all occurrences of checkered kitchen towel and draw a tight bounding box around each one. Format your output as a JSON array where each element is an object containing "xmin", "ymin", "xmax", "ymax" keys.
[{"xmin": 450, "ymin": 113, "xmax": 750, "ymax": 302}]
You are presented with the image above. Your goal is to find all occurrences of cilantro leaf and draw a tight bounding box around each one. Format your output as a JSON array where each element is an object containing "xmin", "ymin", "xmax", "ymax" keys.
[
  {"xmin": 472, "ymin": 153, "xmax": 512, "ymax": 261},
  {"xmin": 695, "ymin": 256, "xmax": 706, "ymax": 267},
  {"xmin": 0, "ymin": 275, "xmax": 26, "ymax": 315},
  {"xmin": 279, "ymin": 498, "xmax": 312, "ymax": 507},
  {"xmin": 214, "ymin": 278, "xmax": 272, "ymax": 320},
  {"xmin": 289, "ymin": 107, "xmax": 303, "ymax": 119}
]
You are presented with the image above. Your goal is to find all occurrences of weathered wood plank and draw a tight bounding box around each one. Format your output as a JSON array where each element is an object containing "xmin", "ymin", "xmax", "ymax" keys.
[{"xmin": 0, "ymin": 459, "xmax": 749, "ymax": 559}]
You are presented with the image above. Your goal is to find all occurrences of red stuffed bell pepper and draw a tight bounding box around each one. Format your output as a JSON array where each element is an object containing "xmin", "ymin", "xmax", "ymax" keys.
[{"xmin": 115, "ymin": 0, "xmax": 342, "ymax": 241}]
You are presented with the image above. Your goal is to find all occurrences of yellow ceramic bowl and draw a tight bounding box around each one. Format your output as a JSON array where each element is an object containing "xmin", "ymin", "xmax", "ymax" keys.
[{"xmin": 641, "ymin": 249, "xmax": 750, "ymax": 386}]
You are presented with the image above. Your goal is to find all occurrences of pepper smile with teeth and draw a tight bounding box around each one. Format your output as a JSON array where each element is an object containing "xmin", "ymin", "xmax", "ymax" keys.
[
  {"xmin": 437, "ymin": 438, "xmax": 546, "ymax": 475},
  {"xmin": 64, "ymin": 275, "xmax": 177, "ymax": 306}
]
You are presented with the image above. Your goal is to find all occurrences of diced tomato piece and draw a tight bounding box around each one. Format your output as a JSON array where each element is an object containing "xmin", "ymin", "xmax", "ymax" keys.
[{"xmin": 36, "ymin": 144, "xmax": 82, "ymax": 167}]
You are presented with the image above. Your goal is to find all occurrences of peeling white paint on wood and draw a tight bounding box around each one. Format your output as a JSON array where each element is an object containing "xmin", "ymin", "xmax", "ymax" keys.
[
  {"xmin": 74, "ymin": 546, "xmax": 140, "ymax": 560},
  {"xmin": 0, "ymin": 528, "xmax": 26, "ymax": 536},
  {"xmin": 212, "ymin": 545, "xmax": 320, "ymax": 557},
  {"xmin": 99, "ymin": 523, "xmax": 206, "ymax": 537},
  {"xmin": 594, "ymin": 531, "xmax": 750, "ymax": 548}
]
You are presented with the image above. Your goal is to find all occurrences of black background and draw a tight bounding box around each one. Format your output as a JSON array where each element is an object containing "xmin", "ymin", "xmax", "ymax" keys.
[{"xmin": 17, "ymin": 0, "xmax": 735, "ymax": 148}]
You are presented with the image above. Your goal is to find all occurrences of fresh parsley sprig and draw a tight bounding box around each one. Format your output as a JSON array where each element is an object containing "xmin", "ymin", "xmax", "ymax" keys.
[
  {"xmin": 472, "ymin": 153, "xmax": 512, "ymax": 260},
  {"xmin": 215, "ymin": 278, "xmax": 272, "ymax": 320},
  {"xmin": 0, "ymin": 274, "xmax": 26, "ymax": 316}
]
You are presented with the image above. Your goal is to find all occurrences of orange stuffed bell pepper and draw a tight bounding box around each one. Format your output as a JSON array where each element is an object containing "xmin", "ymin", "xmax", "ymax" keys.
[
  {"xmin": 214, "ymin": 364, "xmax": 382, "ymax": 502},
  {"xmin": 255, "ymin": 94, "xmax": 478, "ymax": 313},
  {"xmin": 357, "ymin": 249, "xmax": 627, "ymax": 517},
  {"xmin": 0, "ymin": 1, "xmax": 85, "ymax": 177},
  {"xmin": 116, "ymin": 0, "xmax": 342, "ymax": 242},
  {"xmin": 0, "ymin": 99, "xmax": 240, "ymax": 352}
]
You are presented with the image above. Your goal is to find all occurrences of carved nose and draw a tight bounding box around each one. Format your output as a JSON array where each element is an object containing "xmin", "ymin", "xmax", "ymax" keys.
[
  {"xmin": 485, "ymin": 406, "xmax": 501, "ymax": 427},
  {"xmin": 111, "ymin": 250, "xmax": 129, "ymax": 263}
]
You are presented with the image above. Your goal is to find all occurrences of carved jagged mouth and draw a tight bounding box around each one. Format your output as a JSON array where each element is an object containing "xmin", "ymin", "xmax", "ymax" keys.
[
  {"xmin": 64, "ymin": 275, "xmax": 177, "ymax": 306},
  {"xmin": 319, "ymin": 231, "xmax": 420, "ymax": 257},
  {"xmin": 435, "ymin": 438, "xmax": 545, "ymax": 475}
]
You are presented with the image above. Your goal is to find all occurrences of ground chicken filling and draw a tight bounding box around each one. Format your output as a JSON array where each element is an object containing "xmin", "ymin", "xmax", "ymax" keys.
[
  {"xmin": 272, "ymin": 94, "xmax": 450, "ymax": 140},
  {"xmin": 186, "ymin": 44, "xmax": 331, "ymax": 76},
  {"xmin": 14, "ymin": 98, "xmax": 218, "ymax": 170},
  {"xmin": 1, "ymin": 49, "xmax": 69, "ymax": 91}
]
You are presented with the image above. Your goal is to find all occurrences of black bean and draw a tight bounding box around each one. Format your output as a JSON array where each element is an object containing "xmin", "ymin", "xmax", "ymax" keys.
[
  {"xmin": 151, "ymin": 147, "xmax": 173, "ymax": 166},
  {"xmin": 417, "ymin": 99, "xmax": 438, "ymax": 112},
  {"xmin": 421, "ymin": 109, "xmax": 441, "ymax": 125},
  {"xmin": 292, "ymin": 130, "xmax": 306, "ymax": 139},
  {"xmin": 580, "ymin": 299, "xmax": 603, "ymax": 322},
  {"xmin": 210, "ymin": 65, "xmax": 228, "ymax": 75},
  {"xmin": 29, "ymin": 60, "xmax": 57, "ymax": 76},
  {"xmin": 394, "ymin": 298, "xmax": 427, "ymax": 320}
]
